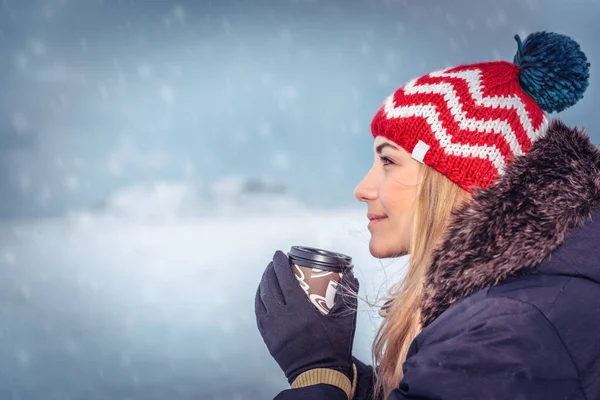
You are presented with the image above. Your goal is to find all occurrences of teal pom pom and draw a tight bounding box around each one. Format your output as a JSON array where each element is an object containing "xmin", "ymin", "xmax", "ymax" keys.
[{"xmin": 513, "ymin": 31, "xmax": 590, "ymax": 113}]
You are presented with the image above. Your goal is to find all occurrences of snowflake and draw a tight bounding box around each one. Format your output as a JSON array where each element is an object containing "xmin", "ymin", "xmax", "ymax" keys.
[
  {"xmin": 3, "ymin": 251, "xmax": 15, "ymax": 265},
  {"xmin": 138, "ymin": 63, "xmax": 152, "ymax": 79},
  {"xmin": 15, "ymin": 349, "xmax": 29, "ymax": 366},
  {"xmin": 11, "ymin": 113, "xmax": 28, "ymax": 133},
  {"xmin": 30, "ymin": 40, "xmax": 46, "ymax": 57},
  {"xmin": 272, "ymin": 152, "xmax": 290, "ymax": 171},
  {"xmin": 159, "ymin": 84, "xmax": 175, "ymax": 104},
  {"xmin": 20, "ymin": 286, "xmax": 31, "ymax": 300},
  {"xmin": 18, "ymin": 174, "xmax": 30, "ymax": 192},
  {"xmin": 173, "ymin": 5, "xmax": 185, "ymax": 23},
  {"xmin": 257, "ymin": 120, "xmax": 271, "ymax": 138},
  {"xmin": 65, "ymin": 175, "xmax": 80, "ymax": 192},
  {"xmin": 15, "ymin": 53, "xmax": 27, "ymax": 68}
]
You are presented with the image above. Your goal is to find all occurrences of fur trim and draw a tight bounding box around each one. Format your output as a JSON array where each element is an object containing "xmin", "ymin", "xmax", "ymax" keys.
[{"xmin": 421, "ymin": 119, "xmax": 600, "ymax": 328}]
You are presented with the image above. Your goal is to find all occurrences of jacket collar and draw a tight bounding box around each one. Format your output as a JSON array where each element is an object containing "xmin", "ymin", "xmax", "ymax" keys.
[{"xmin": 421, "ymin": 119, "xmax": 600, "ymax": 328}]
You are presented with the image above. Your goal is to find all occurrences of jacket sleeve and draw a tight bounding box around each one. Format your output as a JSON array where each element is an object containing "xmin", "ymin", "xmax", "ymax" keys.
[
  {"xmin": 272, "ymin": 356, "xmax": 378, "ymax": 400},
  {"xmin": 352, "ymin": 356, "xmax": 379, "ymax": 400},
  {"xmin": 387, "ymin": 297, "xmax": 582, "ymax": 400},
  {"xmin": 273, "ymin": 383, "xmax": 348, "ymax": 400}
]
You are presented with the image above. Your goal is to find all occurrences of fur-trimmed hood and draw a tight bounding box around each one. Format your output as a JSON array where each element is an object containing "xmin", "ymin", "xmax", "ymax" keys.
[{"xmin": 422, "ymin": 119, "xmax": 600, "ymax": 328}]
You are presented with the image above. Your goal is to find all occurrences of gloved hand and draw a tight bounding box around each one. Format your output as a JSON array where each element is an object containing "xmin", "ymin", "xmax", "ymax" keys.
[{"xmin": 255, "ymin": 250, "xmax": 360, "ymax": 385}]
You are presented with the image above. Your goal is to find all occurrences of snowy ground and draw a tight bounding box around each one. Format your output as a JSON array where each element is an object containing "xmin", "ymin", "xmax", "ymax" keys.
[{"xmin": 0, "ymin": 207, "xmax": 408, "ymax": 399}]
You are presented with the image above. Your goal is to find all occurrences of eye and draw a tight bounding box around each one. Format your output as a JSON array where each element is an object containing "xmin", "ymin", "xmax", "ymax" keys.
[{"xmin": 379, "ymin": 156, "xmax": 394, "ymax": 166}]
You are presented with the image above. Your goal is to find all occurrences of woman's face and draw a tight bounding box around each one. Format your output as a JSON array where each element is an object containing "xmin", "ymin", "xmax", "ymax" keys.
[{"xmin": 354, "ymin": 136, "xmax": 422, "ymax": 258}]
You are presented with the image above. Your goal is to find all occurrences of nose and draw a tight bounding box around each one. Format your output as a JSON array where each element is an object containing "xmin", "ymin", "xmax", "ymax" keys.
[{"xmin": 354, "ymin": 166, "xmax": 378, "ymax": 203}]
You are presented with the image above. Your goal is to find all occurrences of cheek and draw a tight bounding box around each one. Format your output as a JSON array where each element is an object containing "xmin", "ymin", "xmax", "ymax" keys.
[
  {"xmin": 379, "ymin": 178, "xmax": 415, "ymax": 216},
  {"xmin": 379, "ymin": 178, "xmax": 417, "ymax": 238},
  {"xmin": 378, "ymin": 180, "xmax": 395, "ymax": 212}
]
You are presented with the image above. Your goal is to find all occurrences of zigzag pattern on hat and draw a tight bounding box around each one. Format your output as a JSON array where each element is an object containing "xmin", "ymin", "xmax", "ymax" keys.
[
  {"xmin": 371, "ymin": 61, "xmax": 548, "ymax": 191},
  {"xmin": 428, "ymin": 68, "xmax": 547, "ymax": 142},
  {"xmin": 371, "ymin": 32, "xmax": 588, "ymax": 192}
]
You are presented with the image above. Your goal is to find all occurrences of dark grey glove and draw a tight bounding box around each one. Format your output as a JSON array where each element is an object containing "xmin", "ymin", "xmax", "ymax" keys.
[{"xmin": 255, "ymin": 250, "xmax": 359, "ymax": 385}]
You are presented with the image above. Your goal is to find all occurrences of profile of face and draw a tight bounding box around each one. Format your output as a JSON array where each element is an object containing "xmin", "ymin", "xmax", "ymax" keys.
[{"xmin": 353, "ymin": 136, "xmax": 422, "ymax": 258}]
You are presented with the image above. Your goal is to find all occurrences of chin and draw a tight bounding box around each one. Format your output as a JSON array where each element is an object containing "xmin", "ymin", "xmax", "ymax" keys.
[{"xmin": 369, "ymin": 240, "xmax": 408, "ymax": 259}]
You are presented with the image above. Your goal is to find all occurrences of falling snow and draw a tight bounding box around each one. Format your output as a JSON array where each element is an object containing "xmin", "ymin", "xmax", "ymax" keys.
[
  {"xmin": 159, "ymin": 84, "xmax": 175, "ymax": 104},
  {"xmin": 11, "ymin": 112, "xmax": 28, "ymax": 133},
  {"xmin": 0, "ymin": 0, "xmax": 597, "ymax": 398}
]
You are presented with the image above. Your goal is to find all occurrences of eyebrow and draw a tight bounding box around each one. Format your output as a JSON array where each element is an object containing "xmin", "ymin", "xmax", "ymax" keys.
[{"xmin": 375, "ymin": 142, "xmax": 398, "ymax": 154}]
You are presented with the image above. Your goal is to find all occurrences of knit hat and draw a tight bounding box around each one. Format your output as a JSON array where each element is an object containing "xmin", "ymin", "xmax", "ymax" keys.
[{"xmin": 371, "ymin": 31, "xmax": 590, "ymax": 192}]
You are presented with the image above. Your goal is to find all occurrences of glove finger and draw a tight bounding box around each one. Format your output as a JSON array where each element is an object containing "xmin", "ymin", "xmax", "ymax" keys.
[
  {"xmin": 272, "ymin": 250, "xmax": 306, "ymax": 306},
  {"xmin": 259, "ymin": 261, "xmax": 286, "ymax": 310},
  {"xmin": 339, "ymin": 268, "xmax": 360, "ymax": 297},
  {"xmin": 330, "ymin": 270, "xmax": 359, "ymax": 316},
  {"xmin": 254, "ymin": 285, "xmax": 267, "ymax": 334},
  {"xmin": 266, "ymin": 259, "xmax": 287, "ymax": 307}
]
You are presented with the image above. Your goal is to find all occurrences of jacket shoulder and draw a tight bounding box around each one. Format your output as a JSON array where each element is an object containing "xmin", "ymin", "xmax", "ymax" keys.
[
  {"xmin": 490, "ymin": 273, "xmax": 600, "ymax": 400},
  {"xmin": 396, "ymin": 294, "xmax": 583, "ymax": 399}
]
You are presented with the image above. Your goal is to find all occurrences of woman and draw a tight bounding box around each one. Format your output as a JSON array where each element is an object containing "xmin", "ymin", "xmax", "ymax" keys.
[{"xmin": 255, "ymin": 31, "xmax": 599, "ymax": 399}]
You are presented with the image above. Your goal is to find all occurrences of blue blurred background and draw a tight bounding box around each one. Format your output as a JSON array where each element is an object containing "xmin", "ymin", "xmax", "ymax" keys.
[{"xmin": 0, "ymin": 0, "xmax": 598, "ymax": 399}]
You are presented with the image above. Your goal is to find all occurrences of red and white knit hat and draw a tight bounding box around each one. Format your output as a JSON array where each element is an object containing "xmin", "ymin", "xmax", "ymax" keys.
[{"xmin": 370, "ymin": 32, "xmax": 590, "ymax": 192}]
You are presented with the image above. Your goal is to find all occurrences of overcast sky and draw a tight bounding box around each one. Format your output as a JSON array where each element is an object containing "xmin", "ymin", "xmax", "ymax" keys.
[{"xmin": 1, "ymin": 0, "xmax": 599, "ymax": 219}]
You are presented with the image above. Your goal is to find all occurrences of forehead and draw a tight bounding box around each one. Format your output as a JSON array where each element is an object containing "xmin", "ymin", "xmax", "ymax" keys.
[
  {"xmin": 373, "ymin": 136, "xmax": 412, "ymax": 158},
  {"xmin": 373, "ymin": 136, "xmax": 396, "ymax": 149},
  {"xmin": 374, "ymin": 136, "xmax": 391, "ymax": 145}
]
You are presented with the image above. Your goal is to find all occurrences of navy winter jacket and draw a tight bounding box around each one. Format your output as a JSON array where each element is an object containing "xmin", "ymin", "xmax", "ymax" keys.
[{"xmin": 274, "ymin": 120, "xmax": 600, "ymax": 399}]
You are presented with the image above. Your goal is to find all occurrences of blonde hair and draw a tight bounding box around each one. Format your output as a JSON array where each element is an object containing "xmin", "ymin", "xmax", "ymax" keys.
[{"xmin": 370, "ymin": 164, "xmax": 471, "ymax": 400}]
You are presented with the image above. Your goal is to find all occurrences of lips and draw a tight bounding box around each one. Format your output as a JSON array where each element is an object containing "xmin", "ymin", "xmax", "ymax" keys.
[
  {"xmin": 367, "ymin": 213, "xmax": 388, "ymax": 221},
  {"xmin": 367, "ymin": 214, "xmax": 388, "ymax": 230}
]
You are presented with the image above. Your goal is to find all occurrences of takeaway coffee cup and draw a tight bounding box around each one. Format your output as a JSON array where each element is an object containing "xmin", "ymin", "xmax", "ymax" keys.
[{"xmin": 287, "ymin": 246, "xmax": 353, "ymax": 315}]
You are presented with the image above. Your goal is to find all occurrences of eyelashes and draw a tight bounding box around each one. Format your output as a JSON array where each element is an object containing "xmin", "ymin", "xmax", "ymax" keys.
[{"xmin": 379, "ymin": 156, "xmax": 395, "ymax": 166}]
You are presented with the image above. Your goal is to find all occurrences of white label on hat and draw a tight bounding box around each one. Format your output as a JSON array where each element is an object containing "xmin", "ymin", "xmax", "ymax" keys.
[{"xmin": 412, "ymin": 140, "xmax": 430, "ymax": 163}]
